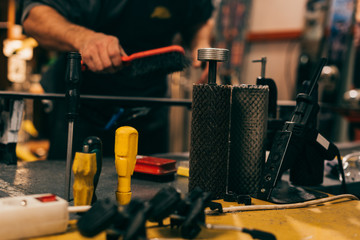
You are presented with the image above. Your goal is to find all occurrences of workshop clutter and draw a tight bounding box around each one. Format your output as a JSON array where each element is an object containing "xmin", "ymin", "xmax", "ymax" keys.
[
  {"xmin": 189, "ymin": 49, "xmax": 346, "ymax": 203},
  {"xmin": 257, "ymin": 58, "xmax": 347, "ymax": 201},
  {"xmin": 72, "ymin": 127, "xmax": 139, "ymax": 206},
  {"xmin": 189, "ymin": 48, "xmax": 269, "ymax": 199},
  {"xmin": 76, "ymin": 186, "xmax": 276, "ymax": 240},
  {"xmin": 73, "ymin": 136, "xmax": 103, "ymax": 206}
]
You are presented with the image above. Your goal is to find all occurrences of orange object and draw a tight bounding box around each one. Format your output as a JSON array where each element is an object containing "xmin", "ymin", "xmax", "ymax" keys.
[
  {"xmin": 121, "ymin": 45, "xmax": 185, "ymax": 63},
  {"xmin": 81, "ymin": 45, "xmax": 189, "ymax": 76}
]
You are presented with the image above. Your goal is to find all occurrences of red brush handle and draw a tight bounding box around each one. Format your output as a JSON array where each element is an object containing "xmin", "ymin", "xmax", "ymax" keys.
[
  {"xmin": 81, "ymin": 45, "xmax": 185, "ymax": 70},
  {"xmin": 121, "ymin": 45, "xmax": 185, "ymax": 63}
]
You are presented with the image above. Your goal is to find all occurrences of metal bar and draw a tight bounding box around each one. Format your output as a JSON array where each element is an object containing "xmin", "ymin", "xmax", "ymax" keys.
[
  {"xmin": 64, "ymin": 121, "xmax": 74, "ymax": 201},
  {"xmin": 252, "ymin": 57, "xmax": 267, "ymax": 78},
  {"xmin": 0, "ymin": 91, "xmax": 192, "ymax": 108},
  {"xmin": 208, "ymin": 60, "xmax": 217, "ymax": 85}
]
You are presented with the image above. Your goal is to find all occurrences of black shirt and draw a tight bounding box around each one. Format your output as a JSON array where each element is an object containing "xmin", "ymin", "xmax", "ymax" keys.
[{"xmin": 22, "ymin": 0, "xmax": 214, "ymax": 97}]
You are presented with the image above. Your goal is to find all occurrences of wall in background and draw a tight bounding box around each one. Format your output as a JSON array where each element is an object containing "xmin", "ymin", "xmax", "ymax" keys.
[
  {"xmin": 249, "ymin": 0, "xmax": 307, "ymax": 32},
  {"xmin": 242, "ymin": 0, "xmax": 308, "ymax": 100}
]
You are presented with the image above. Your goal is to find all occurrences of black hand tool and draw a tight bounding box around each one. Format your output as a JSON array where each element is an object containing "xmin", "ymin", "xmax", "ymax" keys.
[
  {"xmin": 257, "ymin": 59, "xmax": 336, "ymax": 200},
  {"xmin": 64, "ymin": 52, "xmax": 82, "ymax": 201},
  {"xmin": 256, "ymin": 58, "xmax": 346, "ymax": 201},
  {"xmin": 82, "ymin": 136, "xmax": 103, "ymax": 204}
]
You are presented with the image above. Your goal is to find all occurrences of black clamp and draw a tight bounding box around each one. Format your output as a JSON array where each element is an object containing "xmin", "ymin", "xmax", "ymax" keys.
[
  {"xmin": 77, "ymin": 186, "xmax": 222, "ymax": 240},
  {"xmin": 170, "ymin": 187, "xmax": 223, "ymax": 239},
  {"xmin": 224, "ymin": 192, "xmax": 252, "ymax": 205}
]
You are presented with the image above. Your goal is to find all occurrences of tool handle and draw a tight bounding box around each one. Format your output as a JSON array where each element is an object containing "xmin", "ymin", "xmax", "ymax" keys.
[
  {"xmin": 65, "ymin": 52, "xmax": 82, "ymax": 120},
  {"xmin": 257, "ymin": 77, "xmax": 277, "ymax": 118},
  {"xmin": 72, "ymin": 152, "xmax": 97, "ymax": 206},
  {"xmin": 114, "ymin": 126, "xmax": 138, "ymax": 205},
  {"xmin": 83, "ymin": 137, "xmax": 103, "ymax": 204}
]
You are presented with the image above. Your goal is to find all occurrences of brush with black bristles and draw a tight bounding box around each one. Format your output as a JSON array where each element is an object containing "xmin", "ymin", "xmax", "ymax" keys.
[
  {"xmin": 82, "ymin": 45, "xmax": 191, "ymax": 77},
  {"xmin": 122, "ymin": 45, "xmax": 191, "ymax": 77}
]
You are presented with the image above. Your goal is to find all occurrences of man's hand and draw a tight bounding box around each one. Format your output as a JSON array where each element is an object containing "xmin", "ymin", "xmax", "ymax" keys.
[
  {"xmin": 79, "ymin": 33, "xmax": 127, "ymax": 73},
  {"xmin": 198, "ymin": 64, "xmax": 209, "ymax": 84},
  {"xmin": 23, "ymin": 5, "xmax": 127, "ymax": 73}
]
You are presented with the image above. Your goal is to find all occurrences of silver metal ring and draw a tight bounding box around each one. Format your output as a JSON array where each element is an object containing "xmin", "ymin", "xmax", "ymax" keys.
[{"xmin": 197, "ymin": 48, "xmax": 230, "ymax": 62}]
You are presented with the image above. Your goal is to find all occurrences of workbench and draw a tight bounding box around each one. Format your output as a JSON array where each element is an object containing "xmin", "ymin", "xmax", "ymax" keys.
[{"xmin": 0, "ymin": 151, "xmax": 360, "ymax": 240}]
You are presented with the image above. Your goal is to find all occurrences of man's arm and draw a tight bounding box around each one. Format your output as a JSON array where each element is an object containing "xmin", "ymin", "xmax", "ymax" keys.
[
  {"xmin": 23, "ymin": 5, "xmax": 126, "ymax": 72},
  {"xmin": 190, "ymin": 18, "xmax": 214, "ymax": 68},
  {"xmin": 185, "ymin": 18, "xmax": 214, "ymax": 83}
]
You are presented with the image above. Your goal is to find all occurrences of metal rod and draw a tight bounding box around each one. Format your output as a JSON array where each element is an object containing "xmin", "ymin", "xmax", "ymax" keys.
[
  {"xmin": 261, "ymin": 58, "xmax": 266, "ymax": 78},
  {"xmin": 208, "ymin": 60, "xmax": 217, "ymax": 85},
  {"xmin": 308, "ymin": 58, "xmax": 327, "ymax": 96},
  {"xmin": 252, "ymin": 57, "xmax": 267, "ymax": 78},
  {"xmin": 65, "ymin": 121, "xmax": 74, "ymax": 201},
  {"xmin": 0, "ymin": 91, "xmax": 192, "ymax": 108}
]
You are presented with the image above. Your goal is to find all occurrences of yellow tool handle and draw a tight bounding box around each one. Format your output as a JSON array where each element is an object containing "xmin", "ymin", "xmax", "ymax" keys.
[
  {"xmin": 72, "ymin": 152, "xmax": 97, "ymax": 206},
  {"xmin": 114, "ymin": 126, "xmax": 138, "ymax": 205}
]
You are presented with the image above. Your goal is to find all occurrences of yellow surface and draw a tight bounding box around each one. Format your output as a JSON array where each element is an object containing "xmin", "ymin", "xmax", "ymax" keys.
[
  {"xmin": 177, "ymin": 166, "xmax": 189, "ymax": 177},
  {"xmin": 31, "ymin": 196, "xmax": 360, "ymax": 240},
  {"xmin": 30, "ymin": 220, "xmax": 105, "ymax": 240},
  {"xmin": 114, "ymin": 126, "xmax": 138, "ymax": 205},
  {"xmin": 147, "ymin": 198, "xmax": 360, "ymax": 240},
  {"xmin": 72, "ymin": 152, "xmax": 97, "ymax": 206}
]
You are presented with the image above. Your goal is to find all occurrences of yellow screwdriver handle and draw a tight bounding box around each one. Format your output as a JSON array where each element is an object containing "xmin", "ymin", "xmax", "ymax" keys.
[
  {"xmin": 114, "ymin": 126, "xmax": 138, "ymax": 205},
  {"xmin": 72, "ymin": 152, "xmax": 97, "ymax": 206}
]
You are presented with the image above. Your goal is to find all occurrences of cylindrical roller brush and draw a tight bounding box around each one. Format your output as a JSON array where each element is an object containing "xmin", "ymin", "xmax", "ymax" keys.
[
  {"xmin": 228, "ymin": 85, "xmax": 269, "ymax": 195},
  {"xmin": 189, "ymin": 48, "xmax": 230, "ymax": 199},
  {"xmin": 189, "ymin": 84, "xmax": 232, "ymax": 199}
]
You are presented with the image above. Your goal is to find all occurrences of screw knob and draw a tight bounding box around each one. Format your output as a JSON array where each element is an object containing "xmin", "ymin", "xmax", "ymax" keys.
[
  {"xmin": 197, "ymin": 48, "xmax": 229, "ymax": 85},
  {"xmin": 197, "ymin": 48, "xmax": 230, "ymax": 62}
]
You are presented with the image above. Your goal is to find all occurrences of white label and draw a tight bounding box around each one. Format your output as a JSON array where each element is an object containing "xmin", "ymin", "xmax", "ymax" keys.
[{"xmin": 317, "ymin": 133, "xmax": 330, "ymax": 150}]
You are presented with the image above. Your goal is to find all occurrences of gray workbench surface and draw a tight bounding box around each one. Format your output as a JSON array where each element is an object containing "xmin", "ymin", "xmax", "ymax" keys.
[
  {"xmin": 1, "ymin": 143, "xmax": 360, "ymax": 203},
  {"xmin": 0, "ymin": 155, "xmax": 189, "ymax": 203}
]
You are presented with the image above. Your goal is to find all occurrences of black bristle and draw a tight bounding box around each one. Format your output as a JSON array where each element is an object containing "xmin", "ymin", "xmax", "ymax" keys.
[{"xmin": 124, "ymin": 52, "xmax": 191, "ymax": 78}]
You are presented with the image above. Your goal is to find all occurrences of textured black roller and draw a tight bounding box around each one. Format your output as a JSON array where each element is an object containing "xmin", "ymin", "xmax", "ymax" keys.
[
  {"xmin": 189, "ymin": 84, "xmax": 232, "ymax": 199},
  {"xmin": 228, "ymin": 85, "xmax": 269, "ymax": 195}
]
